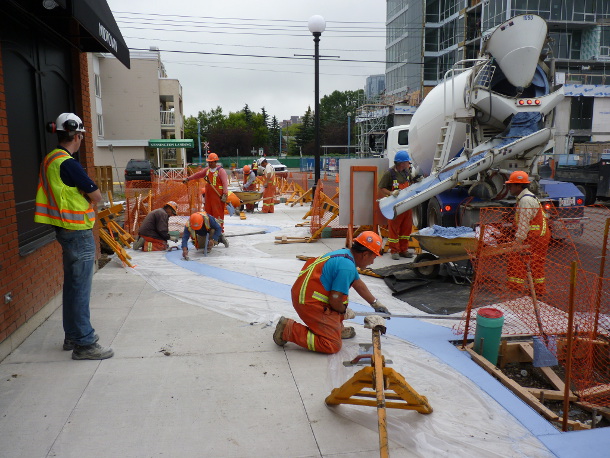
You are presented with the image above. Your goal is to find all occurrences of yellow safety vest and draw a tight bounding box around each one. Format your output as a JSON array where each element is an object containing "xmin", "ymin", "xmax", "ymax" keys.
[{"xmin": 34, "ymin": 148, "xmax": 95, "ymax": 230}]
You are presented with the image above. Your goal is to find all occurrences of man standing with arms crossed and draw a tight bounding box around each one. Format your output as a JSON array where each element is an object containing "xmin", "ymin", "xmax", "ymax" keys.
[{"xmin": 34, "ymin": 113, "xmax": 113, "ymax": 360}]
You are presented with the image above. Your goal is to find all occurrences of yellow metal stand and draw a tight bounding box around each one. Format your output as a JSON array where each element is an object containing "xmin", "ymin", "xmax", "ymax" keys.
[{"xmin": 325, "ymin": 325, "xmax": 432, "ymax": 457}]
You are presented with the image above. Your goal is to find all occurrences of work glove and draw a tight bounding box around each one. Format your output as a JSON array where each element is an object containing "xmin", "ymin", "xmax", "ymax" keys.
[
  {"xmin": 344, "ymin": 307, "xmax": 356, "ymax": 320},
  {"xmin": 364, "ymin": 315, "xmax": 386, "ymax": 331},
  {"xmin": 182, "ymin": 178, "xmax": 189, "ymax": 184},
  {"xmin": 391, "ymin": 190, "xmax": 400, "ymax": 197},
  {"xmin": 371, "ymin": 299, "xmax": 390, "ymax": 315},
  {"xmin": 221, "ymin": 194, "xmax": 227, "ymax": 203},
  {"xmin": 170, "ymin": 236, "xmax": 178, "ymax": 243}
]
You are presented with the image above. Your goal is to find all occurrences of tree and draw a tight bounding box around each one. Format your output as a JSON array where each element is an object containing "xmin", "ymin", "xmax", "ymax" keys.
[
  {"xmin": 268, "ymin": 116, "xmax": 280, "ymax": 155},
  {"xmin": 295, "ymin": 107, "xmax": 314, "ymax": 155},
  {"xmin": 243, "ymin": 104, "xmax": 252, "ymax": 126},
  {"xmin": 319, "ymin": 89, "xmax": 363, "ymax": 148}
]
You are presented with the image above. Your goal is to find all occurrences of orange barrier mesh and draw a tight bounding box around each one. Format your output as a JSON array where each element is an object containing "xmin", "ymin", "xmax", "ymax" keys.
[
  {"xmin": 309, "ymin": 179, "xmax": 348, "ymax": 238},
  {"xmin": 124, "ymin": 178, "xmax": 200, "ymax": 236},
  {"xmin": 455, "ymin": 204, "xmax": 610, "ymax": 407}
]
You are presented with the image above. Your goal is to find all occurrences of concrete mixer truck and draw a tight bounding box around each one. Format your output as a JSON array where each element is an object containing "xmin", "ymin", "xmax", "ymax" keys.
[{"xmin": 380, "ymin": 14, "xmax": 585, "ymax": 237}]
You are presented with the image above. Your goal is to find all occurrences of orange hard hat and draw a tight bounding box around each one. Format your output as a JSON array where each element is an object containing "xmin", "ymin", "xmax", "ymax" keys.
[
  {"xmin": 207, "ymin": 152, "xmax": 219, "ymax": 162},
  {"xmin": 243, "ymin": 165, "xmax": 251, "ymax": 173},
  {"xmin": 165, "ymin": 201, "xmax": 178, "ymax": 215},
  {"xmin": 354, "ymin": 231, "xmax": 382, "ymax": 256},
  {"xmin": 190, "ymin": 212, "xmax": 204, "ymax": 230},
  {"xmin": 505, "ymin": 171, "xmax": 530, "ymax": 184}
]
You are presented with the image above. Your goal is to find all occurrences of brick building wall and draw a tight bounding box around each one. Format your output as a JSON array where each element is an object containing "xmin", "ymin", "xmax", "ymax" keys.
[{"xmin": 0, "ymin": 47, "xmax": 97, "ymax": 357}]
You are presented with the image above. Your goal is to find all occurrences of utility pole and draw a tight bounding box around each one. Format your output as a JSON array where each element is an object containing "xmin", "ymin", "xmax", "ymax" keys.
[{"xmin": 197, "ymin": 119, "xmax": 202, "ymax": 166}]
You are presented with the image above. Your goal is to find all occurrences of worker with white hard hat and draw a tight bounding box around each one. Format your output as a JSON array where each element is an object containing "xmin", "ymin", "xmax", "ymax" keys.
[
  {"xmin": 35, "ymin": 113, "xmax": 113, "ymax": 360},
  {"xmin": 273, "ymin": 231, "xmax": 391, "ymax": 354}
]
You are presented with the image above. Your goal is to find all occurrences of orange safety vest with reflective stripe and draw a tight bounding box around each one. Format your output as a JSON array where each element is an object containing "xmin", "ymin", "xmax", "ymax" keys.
[
  {"xmin": 263, "ymin": 165, "xmax": 275, "ymax": 186},
  {"xmin": 187, "ymin": 211, "xmax": 212, "ymax": 249},
  {"xmin": 514, "ymin": 193, "xmax": 549, "ymax": 240},
  {"xmin": 206, "ymin": 168, "xmax": 224, "ymax": 196},
  {"xmin": 34, "ymin": 149, "xmax": 95, "ymax": 230},
  {"xmin": 291, "ymin": 252, "xmax": 354, "ymax": 308}
]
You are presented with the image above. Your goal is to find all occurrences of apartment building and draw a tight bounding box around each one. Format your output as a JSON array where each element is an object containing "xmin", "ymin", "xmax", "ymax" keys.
[
  {"xmin": 385, "ymin": 0, "xmax": 610, "ymax": 153},
  {"xmin": 90, "ymin": 49, "xmax": 186, "ymax": 182}
]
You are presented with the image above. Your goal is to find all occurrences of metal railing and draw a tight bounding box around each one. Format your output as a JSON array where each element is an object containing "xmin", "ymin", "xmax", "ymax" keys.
[{"xmin": 160, "ymin": 110, "xmax": 175, "ymax": 126}]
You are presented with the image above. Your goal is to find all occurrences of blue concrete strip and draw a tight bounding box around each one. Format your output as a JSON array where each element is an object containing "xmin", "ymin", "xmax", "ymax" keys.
[{"xmin": 165, "ymin": 248, "xmax": 609, "ymax": 456}]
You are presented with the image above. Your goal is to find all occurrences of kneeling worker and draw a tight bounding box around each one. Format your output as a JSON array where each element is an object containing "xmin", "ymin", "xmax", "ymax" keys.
[
  {"xmin": 182, "ymin": 211, "xmax": 229, "ymax": 259},
  {"xmin": 133, "ymin": 201, "xmax": 178, "ymax": 251},
  {"xmin": 273, "ymin": 231, "xmax": 390, "ymax": 354}
]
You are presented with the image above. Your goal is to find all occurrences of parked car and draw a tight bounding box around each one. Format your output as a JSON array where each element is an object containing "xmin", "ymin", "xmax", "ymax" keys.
[
  {"xmin": 124, "ymin": 159, "xmax": 156, "ymax": 182},
  {"xmin": 258, "ymin": 157, "xmax": 288, "ymax": 178}
]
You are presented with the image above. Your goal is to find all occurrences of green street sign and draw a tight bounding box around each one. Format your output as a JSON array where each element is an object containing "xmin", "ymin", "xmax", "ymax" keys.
[{"xmin": 148, "ymin": 139, "xmax": 194, "ymax": 148}]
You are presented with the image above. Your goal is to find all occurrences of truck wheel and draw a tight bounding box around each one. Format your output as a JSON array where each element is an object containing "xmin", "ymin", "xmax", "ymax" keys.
[
  {"xmin": 585, "ymin": 185, "xmax": 597, "ymax": 205},
  {"xmin": 413, "ymin": 253, "xmax": 440, "ymax": 278},
  {"xmin": 427, "ymin": 198, "xmax": 454, "ymax": 227},
  {"xmin": 412, "ymin": 202, "xmax": 428, "ymax": 229}
]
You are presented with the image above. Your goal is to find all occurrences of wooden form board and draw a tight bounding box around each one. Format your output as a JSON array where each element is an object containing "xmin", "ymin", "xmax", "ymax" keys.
[{"xmin": 338, "ymin": 158, "xmax": 388, "ymax": 226}]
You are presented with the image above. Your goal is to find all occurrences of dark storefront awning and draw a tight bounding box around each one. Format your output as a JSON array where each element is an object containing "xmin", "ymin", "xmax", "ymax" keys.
[{"xmin": 71, "ymin": 0, "xmax": 130, "ymax": 68}]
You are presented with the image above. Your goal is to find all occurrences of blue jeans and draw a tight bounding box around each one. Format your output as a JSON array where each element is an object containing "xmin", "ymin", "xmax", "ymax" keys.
[{"xmin": 55, "ymin": 227, "xmax": 96, "ymax": 346}]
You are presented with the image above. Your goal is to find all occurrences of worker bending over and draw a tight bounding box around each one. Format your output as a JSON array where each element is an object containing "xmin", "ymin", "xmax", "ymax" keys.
[
  {"xmin": 181, "ymin": 211, "xmax": 228, "ymax": 259},
  {"xmin": 241, "ymin": 164, "xmax": 258, "ymax": 212},
  {"xmin": 183, "ymin": 153, "xmax": 228, "ymax": 231},
  {"xmin": 273, "ymin": 231, "xmax": 390, "ymax": 354},
  {"xmin": 505, "ymin": 171, "xmax": 551, "ymax": 296},
  {"xmin": 378, "ymin": 150, "xmax": 414, "ymax": 260},
  {"xmin": 133, "ymin": 201, "xmax": 178, "ymax": 251},
  {"xmin": 259, "ymin": 157, "xmax": 275, "ymax": 213}
]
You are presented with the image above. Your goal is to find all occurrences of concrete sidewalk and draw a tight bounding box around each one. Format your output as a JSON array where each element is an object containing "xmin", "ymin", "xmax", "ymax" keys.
[{"xmin": 0, "ymin": 259, "xmax": 395, "ymax": 457}]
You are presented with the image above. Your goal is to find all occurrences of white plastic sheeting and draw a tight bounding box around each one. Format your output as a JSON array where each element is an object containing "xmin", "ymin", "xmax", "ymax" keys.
[{"xmin": 118, "ymin": 205, "xmax": 554, "ymax": 456}]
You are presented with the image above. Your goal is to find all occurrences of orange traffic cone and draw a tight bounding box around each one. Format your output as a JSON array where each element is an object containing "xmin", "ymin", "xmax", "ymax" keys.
[
  {"xmin": 289, "ymin": 172, "xmax": 293, "ymax": 178},
  {"xmin": 324, "ymin": 172, "xmax": 328, "ymax": 180},
  {"xmin": 335, "ymin": 174, "xmax": 340, "ymax": 183}
]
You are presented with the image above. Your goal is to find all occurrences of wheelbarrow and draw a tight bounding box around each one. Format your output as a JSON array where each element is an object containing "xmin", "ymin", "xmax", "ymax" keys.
[
  {"xmin": 406, "ymin": 231, "xmax": 478, "ymax": 280},
  {"xmin": 232, "ymin": 191, "xmax": 263, "ymax": 205}
]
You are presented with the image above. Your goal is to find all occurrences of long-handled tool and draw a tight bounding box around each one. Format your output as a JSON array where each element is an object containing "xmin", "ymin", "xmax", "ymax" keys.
[
  {"xmin": 353, "ymin": 311, "xmax": 462, "ymax": 320},
  {"xmin": 525, "ymin": 261, "xmax": 558, "ymax": 367}
]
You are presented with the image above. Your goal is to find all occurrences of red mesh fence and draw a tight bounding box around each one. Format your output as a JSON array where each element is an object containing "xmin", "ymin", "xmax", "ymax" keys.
[
  {"xmin": 123, "ymin": 178, "xmax": 200, "ymax": 236},
  {"xmin": 455, "ymin": 204, "xmax": 610, "ymax": 407}
]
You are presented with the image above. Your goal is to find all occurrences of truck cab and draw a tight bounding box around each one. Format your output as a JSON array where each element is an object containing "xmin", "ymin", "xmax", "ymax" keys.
[{"xmin": 384, "ymin": 125, "xmax": 409, "ymax": 163}]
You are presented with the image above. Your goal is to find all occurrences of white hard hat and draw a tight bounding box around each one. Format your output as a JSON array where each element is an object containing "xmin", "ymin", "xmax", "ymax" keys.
[{"xmin": 55, "ymin": 113, "xmax": 86, "ymax": 132}]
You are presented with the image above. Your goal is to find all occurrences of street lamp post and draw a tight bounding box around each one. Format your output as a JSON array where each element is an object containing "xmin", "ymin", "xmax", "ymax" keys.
[
  {"xmin": 308, "ymin": 15, "xmax": 325, "ymax": 192},
  {"xmin": 279, "ymin": 126, "xmax": 282, "ymax": 156},
  {"xmin": 347, "ymin": 111, "xmax": 351, "ymax": 158},
  {"xmin": 197, "ymin": 119, "xmax": 202, "ymax": 166}
]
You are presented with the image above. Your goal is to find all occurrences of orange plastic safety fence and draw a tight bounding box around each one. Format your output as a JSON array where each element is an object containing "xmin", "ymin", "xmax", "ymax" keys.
[
  {"xmin": 124, "ymin": 178, "xmax": 200, "ymax": 236},
  {"xmin": 309, "ymin": 180, "xmax": 349, "ymax": 238},
  {"xmin": 455, "ymin": 204, "xmax": 610, "ymax": 407}
]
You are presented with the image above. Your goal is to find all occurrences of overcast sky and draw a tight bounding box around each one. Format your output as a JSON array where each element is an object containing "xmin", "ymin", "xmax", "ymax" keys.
[{"xmin": 105, "ymin": 0, "xmax": 387, "ymax": 122}]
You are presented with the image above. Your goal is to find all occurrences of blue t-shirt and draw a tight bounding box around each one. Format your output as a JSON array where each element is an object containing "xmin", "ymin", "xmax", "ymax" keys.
[
  {"xmin": 181, "ymin": 215, "xmax": 222, "ymax": 248},
  {"xmin": 58, "ymin": 149, "xmax": 98, "ymax": 194},
  {"xmin": 320, "ymin": 248, "xmax": 359, "ymax": 295}
]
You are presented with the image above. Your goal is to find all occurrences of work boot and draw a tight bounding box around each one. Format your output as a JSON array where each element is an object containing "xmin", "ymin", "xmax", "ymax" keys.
[
  {"xmin": 72, "ymin": 342, "xmax": 114, "ymax": 360},
  {"xmin": 341, "ymin": 326, "xmax": 356, "ymax": 339},
  {"xmin": 63, "ymin": 333, "xmax": 99, "ymax": 351},
  {"xmin": 391, "ymin": 253, "xmax": 400, "ymax": 260},
  {"xmin": 132, "ymin": 236, "xmax": 144, "ymax": 251},
  {"xmin": 273, "ymin": 317, "xmax": 288, "ymax": 346},
  {"xmin": 219, "ymin": 233, "xmax": 229, "ymax": 247},
  {"xmin": 399, "ymin": 251, "xmax": 414, "ymax": 258}
]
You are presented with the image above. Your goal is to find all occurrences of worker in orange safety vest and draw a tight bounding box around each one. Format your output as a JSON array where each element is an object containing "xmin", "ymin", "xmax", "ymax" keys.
[
  {"xmin": 241, "ymin": 164, "xmax": 258, "ymax": 212},
  {"xmin": 505, "ymin": 171, "xmax": 551, "ymax": 296},
  {"xmin": 183, "ymin": 152, "xmax": 228, "ymax": 231},
  {"xmin": 378, "ymin": 150, "xmax": 414, "ymax": 260},
  {"xmin": 273, "ymin": 231, "xmax": 391, "ymax": 354},
  {"xmin": 259, "ymin": 157, "xmax": 276, "ymax": 213}
]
